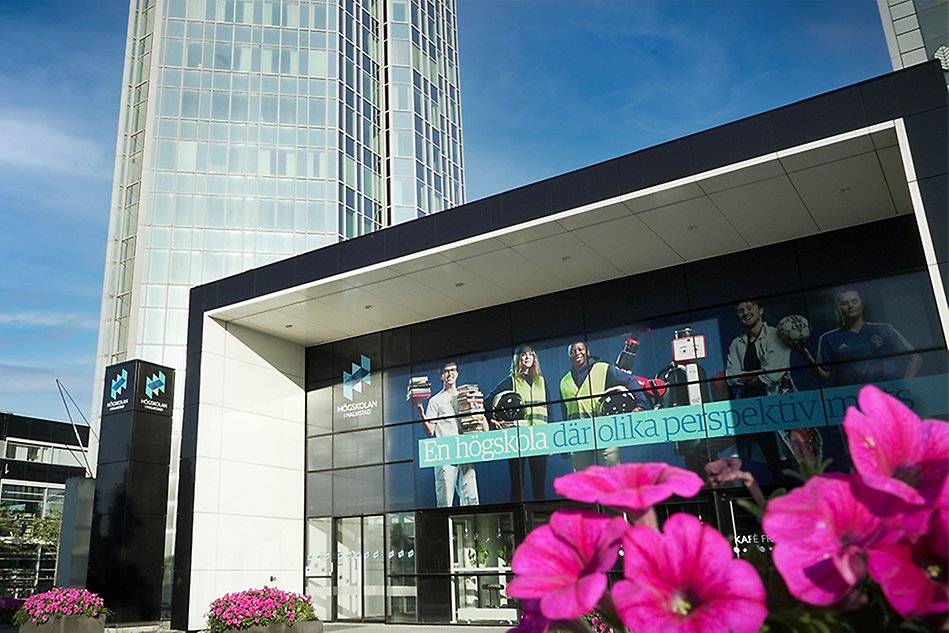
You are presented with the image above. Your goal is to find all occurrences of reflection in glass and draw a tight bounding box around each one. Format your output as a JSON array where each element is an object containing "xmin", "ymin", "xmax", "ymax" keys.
[
  {"xmin": 387, "ymin": 576, "xmax": 417, "ymax": 623},
  {"xmin": 387, "ymin": 512, "xmax": 416, "ymax": 576},
  {"xmin": 452, "ymin": 574, "xmax": 517, "ymax": 624},
  {"xmin": 304, "ymin": 577, "xmax": 331, "ymax": 622}
]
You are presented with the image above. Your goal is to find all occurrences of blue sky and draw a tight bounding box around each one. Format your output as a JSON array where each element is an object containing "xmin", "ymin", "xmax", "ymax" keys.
[{"xmin": 0, "ymin": 0, "xmax": 890, "ymax": 422}]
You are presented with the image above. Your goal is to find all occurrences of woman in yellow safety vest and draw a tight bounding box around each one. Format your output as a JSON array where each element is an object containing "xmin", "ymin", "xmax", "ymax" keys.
[{"xmin": 486, "ymin": 344, "xmax": 552, "ymax": 501}]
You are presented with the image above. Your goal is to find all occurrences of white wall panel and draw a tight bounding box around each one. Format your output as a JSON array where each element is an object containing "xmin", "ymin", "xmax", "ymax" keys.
[{"xmin": 186, "ymin": 320, "xmax": 306, "ymax": 630}]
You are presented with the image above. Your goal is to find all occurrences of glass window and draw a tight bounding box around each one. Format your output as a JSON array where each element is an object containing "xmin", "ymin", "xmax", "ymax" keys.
[
  {"xmin": 307, "ymin": 436, "xmax": 332, "ymax": 472},
  {"xmin": 305, "ymin": 517, "xmax": 332, "ymax": 576},
  {"xmin": 333, "ymin": 428, "xmax": 383, "ymax": 469},
  {"xmin": 1, "ymin": 483, "xmax": 64, "ymax": 516},
  {"xmin": 385, "ymin": 461, "xmax": 415, "ymax": 511},
  {"xmin": 384, "ymin": 422, "xmax": 414, "ymax": 462},
  {"xmin": 333, "ymin": 466, "xmax": 383, "ymax": 515},
  {"xmin": 306, "ymin": 472, "xmax": 332, "ymax": 517},
  {"xmin": 387, "ymin": 576, "xmax": 417, "ymax": 623},
  {"xmin": 160, "ymin": 88, "xmax": 180, "ymax": 117}
]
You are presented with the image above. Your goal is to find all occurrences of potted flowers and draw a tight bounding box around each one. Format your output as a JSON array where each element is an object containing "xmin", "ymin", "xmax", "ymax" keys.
[
  {"xmin": 206, "ymin": 587, "xmax": 321, "ymax": 633},
  {"xmin": 13, "ymin": 588, "xmax": 109, "ymax": 633}
]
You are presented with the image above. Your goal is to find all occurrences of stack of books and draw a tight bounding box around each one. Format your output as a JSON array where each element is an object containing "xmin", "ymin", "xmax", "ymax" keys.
[
  {"xmin": 456, "ymin": 384, "xmax": 485, "ymax": 433},
  {"xmin": 406, "ymin": 376, "xmax": 431, "ymax": 401}
]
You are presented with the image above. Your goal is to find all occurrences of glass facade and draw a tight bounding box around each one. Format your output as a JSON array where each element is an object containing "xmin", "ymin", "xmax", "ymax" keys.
[
  {"xmin": 878, "ymin": 0, "xmax": 949, "ymax": 80},
  {"xmin": 304, "ymin": 236, "xmax": 948, "ymax": 623},
  {"xmin": 3, "ymin": 441, "xmax": 87, "ymax": 469},
  {"xmin": 0, "ymin": 483, "xmax": 65, "ymax": 599},
  {"xmin": 93, "ymin": 0, "xmax": 464, "ymax": 607}
]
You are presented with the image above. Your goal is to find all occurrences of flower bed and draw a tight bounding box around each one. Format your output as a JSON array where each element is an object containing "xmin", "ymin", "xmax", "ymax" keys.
[
  {"xmin": 207, "ymin": 587, "xmax": 321, "ymax": 633},
  {"xmin": 13, "ymin": 588, "xmax": 109, "ymax": 633},
  {"xmin": 508, "ymin": 385, "xmax": 949, "ymax": 633}
]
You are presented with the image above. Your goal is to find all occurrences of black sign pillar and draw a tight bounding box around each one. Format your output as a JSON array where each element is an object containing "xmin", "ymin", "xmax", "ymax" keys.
[{"xmin": 88, "ymin": 360, "xmax": 174, "ymax": 623}]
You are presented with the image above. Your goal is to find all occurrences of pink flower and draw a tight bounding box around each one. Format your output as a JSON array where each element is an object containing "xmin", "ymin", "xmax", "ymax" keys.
[
  {"xmin": 844, "ymin": 385, "xmax": 949, "ymax": 510},
  {"xmin": 867, "ymin": 508, "xmax": 949, "ymax": 618},
  {"xmin": 763, "ymin": 472, "xmax": 896, "ymax": 606},
  {"xmin": 703, "ymin": 458, "xmax": 746, "ymax": 486},
  {"xmin": 509, "ymin": 599, "xmax": 551, "ymax": 633},
  {"xmin": 554, "ymin": 463, "xmax": 702, "ymax": 519},
  {"xmin": 506, "ymin": 509, "xmax": 628, "ymax": 620},
  {"xmin": 612, "ymin": 513, "xmax": 766, "ymax": 633}
]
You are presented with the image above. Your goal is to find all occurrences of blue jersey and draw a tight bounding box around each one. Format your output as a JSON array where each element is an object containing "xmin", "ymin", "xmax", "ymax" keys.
[{"xmin": 816, "ymin": 322, "xmax": 912, "ymax": 386}]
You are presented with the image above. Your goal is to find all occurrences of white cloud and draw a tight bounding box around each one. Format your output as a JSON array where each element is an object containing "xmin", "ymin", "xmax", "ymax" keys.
[
  {"xmin": 0, "ymin": 115, "xmax": 112, "ymax": 177},
  {"xmin": 0, "ymin": 362, "xmax": 93, "ymax": 421},
  {"xmin": 0, "ymin": 310, "xmax": 99, "ymax": 329}
]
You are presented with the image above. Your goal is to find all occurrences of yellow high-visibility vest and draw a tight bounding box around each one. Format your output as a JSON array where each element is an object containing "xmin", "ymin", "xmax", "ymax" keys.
[
  {"xmin": 559, "ymin": 362, "xmax": 608, "ymax": 419},
  {"xmin": 513, "ymin": 374, "xmax": 548, "ymax": 425}
]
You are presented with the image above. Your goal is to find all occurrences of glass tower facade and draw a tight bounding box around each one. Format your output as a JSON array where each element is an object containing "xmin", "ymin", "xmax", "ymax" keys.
[
  {"xmin": 877, "ymin": 0, "xmax": 949, "ymax": 81},
  {"xmin": 91, "ymin": 0, "xmax": 464, "ymax": 607}
]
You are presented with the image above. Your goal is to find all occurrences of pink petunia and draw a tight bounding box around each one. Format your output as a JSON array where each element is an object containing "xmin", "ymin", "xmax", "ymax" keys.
[
  {"xmin": 554, "ymin": 463, "xmax": 703, "ymax": 519},
  {"xmin": 506, "ymin": 509, "xmax": 628, "ymax": 620},
  {"xmin": 763, "ymin": 472, "xmax": 897, "ymax": 606},
  {"xmin": 844, "ymin": 385, "xmax": 949, "ymax": 511},
  {"xmin": 867, "ymin": 508, "xmax": 949, "ymax": 619},
  {"xmin": 509, "ymin": 599, "xmax": 551, "ymax": 633},
  {"xmin": 612, "ymin": 512, "xmax": 766, "ymax": 633}
]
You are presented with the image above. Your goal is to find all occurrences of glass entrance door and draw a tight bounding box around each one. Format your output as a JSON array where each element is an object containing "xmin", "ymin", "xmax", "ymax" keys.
[
  {"xmin": 448, "ymin": 511, "xmax": 517, "ymax": 624},
  {"xmin": 335, "ymin": 517, "xmax": 361, "ymax": 620},
  {"xmin": 334, "ymin": 516, "xmax": 385, "ymax": 621},
  {"xmin": 364, "ymin": 515, "xmax": 385, "ymax": 620}
]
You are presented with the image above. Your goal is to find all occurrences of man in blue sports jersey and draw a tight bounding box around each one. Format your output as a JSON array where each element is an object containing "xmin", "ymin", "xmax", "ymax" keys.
[{"xmin": 799, "ymin": 289, "xmax": 921, "ymax": 386}]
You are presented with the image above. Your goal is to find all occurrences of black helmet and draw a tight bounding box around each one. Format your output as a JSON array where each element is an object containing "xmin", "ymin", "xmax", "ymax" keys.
[
  {"xmin": 597, "ymin": 386, "xmax": 638, "ymax": 416},
  {"xmin": 491, "ymin": 390, "xmax": 524, "ymax": 422}
]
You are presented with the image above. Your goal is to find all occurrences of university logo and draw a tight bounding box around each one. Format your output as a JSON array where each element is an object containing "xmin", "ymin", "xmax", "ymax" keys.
[
  {"xmin": 111, "ymin": 369, "xmax": 128, "ymax": 399},
  {"xmin": 145, "ymin": 371, "xmax": 166, "ymax": 398},
  {"xmin": 342, "ymin": 355, "xmax": 371, "ymax": 401}
]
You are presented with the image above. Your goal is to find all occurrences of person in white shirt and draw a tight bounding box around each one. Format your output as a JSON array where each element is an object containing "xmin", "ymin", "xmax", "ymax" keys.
[
  {"xmin": 725, "ymin": 299, "xmax": 820, "ymax": 478},
  {"xmin": 416, "ymin": 361, "xmax": 480, "ymax": 507}
]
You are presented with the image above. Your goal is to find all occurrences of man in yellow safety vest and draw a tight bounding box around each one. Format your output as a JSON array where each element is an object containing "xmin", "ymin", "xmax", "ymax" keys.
[{"xmin": 560, "ymin": 340, "xmax": 648, "ymax": 471}]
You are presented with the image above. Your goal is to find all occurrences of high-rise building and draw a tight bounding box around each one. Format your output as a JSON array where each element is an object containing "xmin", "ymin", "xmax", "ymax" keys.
[
  {"xmin": 90, "ymin": 0, "xmax": 465, "ymax": 608},
  {"xmin": 877, "ymin": 0, "xmax": 949, "ymax": 80}
]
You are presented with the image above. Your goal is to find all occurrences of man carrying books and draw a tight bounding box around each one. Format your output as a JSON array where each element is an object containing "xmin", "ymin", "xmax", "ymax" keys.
[{"xmin": 415, "ymin": 361, "xmax": 483, "ymax": 507}]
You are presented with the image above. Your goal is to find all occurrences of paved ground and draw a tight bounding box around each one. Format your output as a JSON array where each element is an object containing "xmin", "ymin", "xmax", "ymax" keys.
[
  {"xmin": 1, "ymin": 624, "xmax": 511, "ymax": 633},
  {"xmin": 324, "ymin": 625, "xmax": 509, "ymax": 633}
]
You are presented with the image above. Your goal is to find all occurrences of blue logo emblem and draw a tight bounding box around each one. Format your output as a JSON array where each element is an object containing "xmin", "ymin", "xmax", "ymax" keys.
[
  {"xmin": 111, "ymin": 369, "xmax": 128, "ymax": 399},
  {"xmin": 342, "ymin": 355, "xmax": 371, "ymax": 401},
  {"xmin": 145, "ymin": 372, "xmax": 166, "ymax": 398}
]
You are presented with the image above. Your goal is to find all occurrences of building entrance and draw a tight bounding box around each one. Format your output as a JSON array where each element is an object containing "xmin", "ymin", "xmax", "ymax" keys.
[
  {"xmin": 334, "ymin": 515, "xmax": 385, "ymax": 621},
  {"xmin": 448, "ymin": 510, "xmax": 517, "ymax": 624}
]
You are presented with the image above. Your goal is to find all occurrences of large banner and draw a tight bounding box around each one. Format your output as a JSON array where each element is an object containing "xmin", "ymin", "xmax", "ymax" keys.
[{"xmin": 418, "ymin": 375, "xmax": 945, "ymax": 468}]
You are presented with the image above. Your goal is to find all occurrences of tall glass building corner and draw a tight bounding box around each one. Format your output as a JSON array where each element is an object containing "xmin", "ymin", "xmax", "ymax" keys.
[{"xmin": 89, "ymin": 0, "xmax": 465, "ymax": 611}]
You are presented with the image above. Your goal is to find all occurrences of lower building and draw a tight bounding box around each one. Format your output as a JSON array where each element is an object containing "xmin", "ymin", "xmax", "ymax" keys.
[
  {"xmin": 165, "ymin": 62, "xmax": 948, "ymax": 630},
  {"xmin": 0, "ymin": 413, "xmax": 91, "ymax": 598}
]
